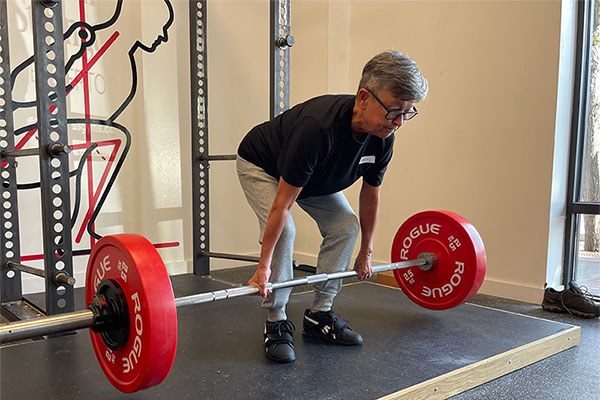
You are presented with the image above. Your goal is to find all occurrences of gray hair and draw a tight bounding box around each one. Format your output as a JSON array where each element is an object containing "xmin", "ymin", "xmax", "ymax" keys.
[{"xmin": 358, "ymin": 51, "xmax": 428, "ymax": 102}]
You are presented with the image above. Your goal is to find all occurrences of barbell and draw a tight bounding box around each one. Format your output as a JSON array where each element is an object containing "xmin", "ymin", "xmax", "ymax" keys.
[{"xmin": 0, "ymin": 210, "xmax": 486, "ymax": 393}]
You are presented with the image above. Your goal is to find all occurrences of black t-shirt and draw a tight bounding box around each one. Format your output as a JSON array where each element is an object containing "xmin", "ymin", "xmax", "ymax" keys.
[{"xmin": 237, "ymin": 94, "xmax": 394, "ymax": 199}]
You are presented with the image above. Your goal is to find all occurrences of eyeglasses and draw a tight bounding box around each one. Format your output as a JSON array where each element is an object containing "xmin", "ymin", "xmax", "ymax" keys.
[{"xmin": 366, "ymin": 88, "xmax": 418, "ymax": 122}]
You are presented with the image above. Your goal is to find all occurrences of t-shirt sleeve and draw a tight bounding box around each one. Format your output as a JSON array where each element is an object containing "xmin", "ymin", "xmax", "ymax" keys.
[
  {"xmin": 277, "ymin": 118, "xmax": 328, "ymax": 187},
  {"xmin": 363, "ymin": 135, "xmax": 395, "ymax": 187}
]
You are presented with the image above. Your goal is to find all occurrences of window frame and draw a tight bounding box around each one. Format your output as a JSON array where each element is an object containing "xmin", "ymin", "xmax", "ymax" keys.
[{"xmin": 563, "ymin": 0, "xmax": 600, "ymax": 287}]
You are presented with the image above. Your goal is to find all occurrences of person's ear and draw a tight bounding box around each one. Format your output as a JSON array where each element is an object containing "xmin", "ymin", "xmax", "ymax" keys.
[{"xmin": 357, "ymin": 88, "xmax": 369, "ymax": 109}]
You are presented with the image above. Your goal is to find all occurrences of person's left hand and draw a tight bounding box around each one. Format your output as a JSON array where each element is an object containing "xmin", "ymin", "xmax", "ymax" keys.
[{"xmin": 353, "ymin": 250, "xmax": 373, "ymax": 280}]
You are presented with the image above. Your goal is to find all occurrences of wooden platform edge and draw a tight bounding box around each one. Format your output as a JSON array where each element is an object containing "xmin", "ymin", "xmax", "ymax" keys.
[
  {"xmin": 376, "ymin": 271, "xmax": 399, "ymax": 288},
  {"xmin": 377, "ymin": 325, "xmax": 581, "ymax": 400}
]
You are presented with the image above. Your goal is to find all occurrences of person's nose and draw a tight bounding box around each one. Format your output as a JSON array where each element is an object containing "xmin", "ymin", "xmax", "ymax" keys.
[{"xmin": 391, "ymin": 116, "xmax": 404, "ymax": 128}]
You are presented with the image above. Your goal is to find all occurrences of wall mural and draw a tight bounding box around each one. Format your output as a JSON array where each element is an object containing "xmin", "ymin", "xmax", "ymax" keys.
[{"xmin": 7, "ymin": 0, "xmax": 178, "ymax": 263}]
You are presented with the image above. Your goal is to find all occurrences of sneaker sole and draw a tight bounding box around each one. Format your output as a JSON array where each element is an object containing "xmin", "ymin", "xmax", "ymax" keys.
[
  {"xmin": 265, "ymin": 352, "xmax": 296, "ymax": 363},
  {"xmin": 302, "ymin": 330, "xmax": 362, "ymax": 346},
  {"xmin": 542, "ymin": 304, "xmax": 599, "ymax": 319}
]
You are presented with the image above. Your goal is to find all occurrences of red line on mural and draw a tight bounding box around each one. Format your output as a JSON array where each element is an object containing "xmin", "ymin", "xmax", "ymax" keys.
[
  {"xmin": 79, "ymin": 0, "xmax": 95, "ymax": 249},
  {"xmin": 20, "ymin": 242, "xmax": 181, "ymax": 262},
  {"xmin": 75, "ymin": 139, "xmax": 121, "ymax": 243},
  {"xmin": 72, "ymin": 138, "xmax": 121, "ymax": 242},
  {"xmin": 11, "ymin": 31, "xmax": 120, "ymax": 154},
  {"xmin": 70, "ymin": 139, "xmax": 119, "ymax": 151},
  {"xmin": 4, "ymin": 30, "xmax": 121, "ymax": 240},
  {"xmin": 67, "ymin": 32, "xmax": 119, "ymax": 95}
]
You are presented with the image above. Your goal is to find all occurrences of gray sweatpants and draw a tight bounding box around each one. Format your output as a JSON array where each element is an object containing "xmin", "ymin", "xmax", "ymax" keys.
[{"xmin": 236, "ymin": 156, "xmax": 359, "ymax": 322}]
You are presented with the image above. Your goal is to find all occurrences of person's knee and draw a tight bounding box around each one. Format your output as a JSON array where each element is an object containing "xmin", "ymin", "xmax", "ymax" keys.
[{"xmin": 337, "ymin": 212, "xmax": 359, "ymax": 239}]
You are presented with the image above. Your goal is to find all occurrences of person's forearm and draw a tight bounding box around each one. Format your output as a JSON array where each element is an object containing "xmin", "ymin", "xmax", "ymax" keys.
[
  {"xmin": 258, "ymin": 204, "xmax": 290, "ymax": 271},
  {"xmin": 359, "ymin": 186, "xmax": 379, "ymax": 254}
]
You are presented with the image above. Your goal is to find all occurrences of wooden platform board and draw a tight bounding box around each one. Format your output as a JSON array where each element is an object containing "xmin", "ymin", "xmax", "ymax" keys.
[
  {"xmin": 0, "ymin": 275, "xmax": 580, "ymax": 400},
  {"xmin": 375, "ymin": 272, "xmax": 580, "ymax": 399}
]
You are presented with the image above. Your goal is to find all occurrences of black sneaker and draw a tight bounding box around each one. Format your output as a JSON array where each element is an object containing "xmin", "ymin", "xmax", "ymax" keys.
[
  {"xmin": 264, "ymin": 320, "xmax": 296, "ymax": 363},
  {"xmin": 542, "ymin": 282, "xmax": 600, "ymax": 319},
  {"xmin": 302, "ymin": 309, "xmax": 363, "ymax": 345}
]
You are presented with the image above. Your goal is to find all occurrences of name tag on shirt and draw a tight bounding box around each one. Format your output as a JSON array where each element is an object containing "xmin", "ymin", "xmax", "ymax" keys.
[{"xmin": 359, "ymin": 155, "xmax": 376, "ymax": 165}]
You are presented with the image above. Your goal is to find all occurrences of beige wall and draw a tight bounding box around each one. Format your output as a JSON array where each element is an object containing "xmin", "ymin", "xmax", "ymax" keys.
[
  {"xmin": 350, "ymin": 0, "xmax": 561, "ymax": 303},
  {"xmin": 119, "ymin": 0, "xmax": 274, "ymax": 272},
  {"xmin": 9, "ymin": 0, "xmax": 563, "ymax": 304},
  {"xmin": 208, "ymin": 0, "xmax": 562, "ymax": 303},
  {"xmin": 289, "ymin": 0, "xmax": 562, "ymax": 303}
]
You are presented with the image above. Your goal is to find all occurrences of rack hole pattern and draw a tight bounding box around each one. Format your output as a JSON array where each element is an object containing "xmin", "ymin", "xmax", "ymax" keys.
[
  {"xmin": 33, "ymin": 1, "xmax": 74, "ymax": 312},
  {"xmin": 192, "ymin": 1, "xmax": 209, "ymax": 268},
  {"xmin": 0, "ymin": 1, "xmax": 21, "ymax": 299},
  {"xmin": 274, "ymin": 0, "xmax": 291, "ymax": 116}
]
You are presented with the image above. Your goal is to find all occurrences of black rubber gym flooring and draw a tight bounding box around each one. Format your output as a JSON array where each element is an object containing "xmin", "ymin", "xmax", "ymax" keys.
[{"xmin": 1, "ymin": 274, "xmax": 577, "ymax": 400}]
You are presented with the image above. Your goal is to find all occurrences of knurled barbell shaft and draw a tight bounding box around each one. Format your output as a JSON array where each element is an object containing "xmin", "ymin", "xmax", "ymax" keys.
[
  {"xmin": 174, "ymin": 257, "xmax": 427, "ymax": 307},
  {"xmin": 0, "ymin": 257, "xmax": 428, "ymax": 343}
]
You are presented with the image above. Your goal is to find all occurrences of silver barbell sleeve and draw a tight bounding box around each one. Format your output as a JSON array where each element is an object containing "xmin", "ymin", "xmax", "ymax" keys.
[{"xmin": 0, "ymin": 310, "xmax": 95, "ymax": 343}]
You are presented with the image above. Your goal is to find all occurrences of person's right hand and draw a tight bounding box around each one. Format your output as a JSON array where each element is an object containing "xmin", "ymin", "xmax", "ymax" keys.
[{"xmin": 248, "ymin": 267, "xmax": 272, "ymax": 298}]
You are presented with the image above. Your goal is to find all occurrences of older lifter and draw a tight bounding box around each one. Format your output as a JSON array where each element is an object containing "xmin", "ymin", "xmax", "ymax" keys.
[{"xmin": 236, "ymin": 51, "xmax": 428, "ymax": 363}]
